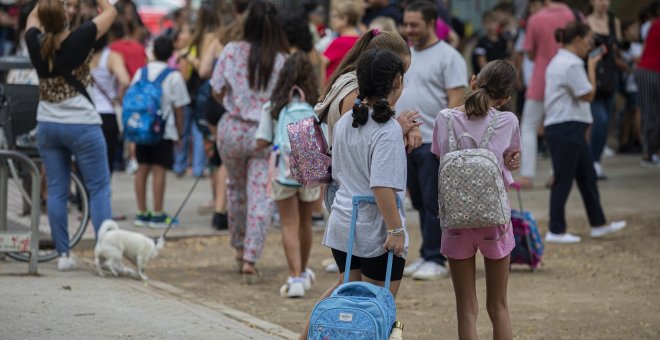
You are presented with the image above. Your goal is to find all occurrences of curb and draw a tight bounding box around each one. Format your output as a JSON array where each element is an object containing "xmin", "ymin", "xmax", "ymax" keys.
[{"xmin": 80, "ymin": 258, "xmax": 298, "ymax": 340}]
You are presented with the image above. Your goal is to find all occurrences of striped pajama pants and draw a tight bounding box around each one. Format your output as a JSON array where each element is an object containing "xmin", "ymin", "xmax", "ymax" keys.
[{"xmin": 636, "ymin": 68, "xmax": 660, "ymax": 158}]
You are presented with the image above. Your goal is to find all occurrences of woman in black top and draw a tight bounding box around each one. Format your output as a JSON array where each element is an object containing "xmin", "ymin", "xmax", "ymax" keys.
[{"xmin": 25, "ymin": 0, "xmax": 116, "ymax": 271}]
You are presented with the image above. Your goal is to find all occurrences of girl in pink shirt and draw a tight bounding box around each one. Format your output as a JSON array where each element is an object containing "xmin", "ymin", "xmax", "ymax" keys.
[{"xmin": 431, "ymin": 60, "xmax": 521, "ymax": 340}]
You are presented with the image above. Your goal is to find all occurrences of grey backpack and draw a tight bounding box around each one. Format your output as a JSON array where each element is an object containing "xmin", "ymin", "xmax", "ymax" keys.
[{"xmin": 438, "ymin": 110, "xmax": 510, "ymax": 229}]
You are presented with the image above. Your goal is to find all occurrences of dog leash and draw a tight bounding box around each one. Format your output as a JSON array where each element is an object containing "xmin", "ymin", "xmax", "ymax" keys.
[{"xmin": 159, "ymin": 174, "xmax": 203, "ymax": 240}]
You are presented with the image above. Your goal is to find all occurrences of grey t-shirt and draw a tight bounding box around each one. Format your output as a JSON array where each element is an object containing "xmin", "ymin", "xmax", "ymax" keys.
[
  {"xmin": 323, "ymin": 111, "xmax": 409, "ymax": 258},
  {"xmin": 395, "ymin": 40, "xmax": 468, "ymax": 143}
]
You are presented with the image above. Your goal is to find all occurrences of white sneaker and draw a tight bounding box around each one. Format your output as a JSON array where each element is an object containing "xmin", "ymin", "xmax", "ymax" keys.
[
  {"xmin": 403, "ymin": 258, "xmax": 425, "ymax": 277},
  {"xmin": 125, "ymin": 158, "xmax": 138, "ymax": 175},
  {"xmin": 591, "ymin": 221, "xmax": 627, "ymax": 238},
  {"xmin": 57, "ymin": 254, "xmax": 76, "ymax": 271},
  {"xmin": 545, "ymin": 231, "xmax": 582, "ymax": 244},
  {"xmin": 302, "ymin": 268, "xmax": 316, "ymax": 291},
  {"xmin": 279, "ymin": 277, "xmax": 305, "ymax": 298},
  {"xmin": 322, "ymin": 258, "xmax": 339, "ymax": 273},
  {"xmin": 411, "ymin": 261, "xmax": 448, "ymax": 281}
]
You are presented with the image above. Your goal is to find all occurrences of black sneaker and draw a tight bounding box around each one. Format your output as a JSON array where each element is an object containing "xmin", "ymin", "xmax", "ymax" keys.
[{"xmin": 212, "ymin": 212, "xmax": 228, "ymax": 230}]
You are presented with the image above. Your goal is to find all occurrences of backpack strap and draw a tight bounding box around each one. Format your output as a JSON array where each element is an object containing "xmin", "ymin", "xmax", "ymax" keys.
[
  {"xmin": 479, "ymin": 109, "xmax": 502, "ymax": 149},
  {"xmin": 447, "ymin": 110, "xmax": 459, "ymax": 152},
  {"xmin": 154, "ymin": 67, "xmax": 175, "ymax": 85}
]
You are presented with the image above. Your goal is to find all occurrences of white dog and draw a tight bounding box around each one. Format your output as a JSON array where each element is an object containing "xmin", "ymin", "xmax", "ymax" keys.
[{"xmin": 95, "ymin": 220, "xmax": 164, "ymax": 280}]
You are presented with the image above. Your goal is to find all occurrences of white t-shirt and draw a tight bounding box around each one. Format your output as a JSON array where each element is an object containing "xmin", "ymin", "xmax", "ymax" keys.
[
  {"xmin": 544, "ymin": 49, "xmax": 593, "ymax": 126},
  {"xmin": 130, "ymin": 61, "xmax": 191, "ymax": 141},
  {"xmin": 515, "ymin": 30, "xmax": 535, "ymax": 87},
  {"xmin": 323, "ymin": 110, "xmax": 409, "ymax": 258},
  {"xmin": 621, "ymin": 42, "xmax": 643, "ymax": 93},
  {"xmin": 395, "ymin": 40, "xmax": 468, "ymax": 143}
]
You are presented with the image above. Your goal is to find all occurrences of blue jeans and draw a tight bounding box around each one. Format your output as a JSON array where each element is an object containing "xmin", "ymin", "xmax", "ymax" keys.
[
  {"xmin": 37, "ymin": 122, "xmax": 112, "ymax": 255},
  {"xmin": 173, "ymin": 105, "xmax": 206, "ymax": 177},
  {"xmin": 407, "ymin": 143, "xmax": 445, "ymax": 265},
  {"xmin": 590, "ymin": 96, "xmax": 615, "ymax": 162}
]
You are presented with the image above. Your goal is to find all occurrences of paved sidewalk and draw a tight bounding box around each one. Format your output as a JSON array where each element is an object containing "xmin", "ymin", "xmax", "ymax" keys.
[{"xmin": 0, "ymin": 260, "xmax": 298, "ymax": 340}]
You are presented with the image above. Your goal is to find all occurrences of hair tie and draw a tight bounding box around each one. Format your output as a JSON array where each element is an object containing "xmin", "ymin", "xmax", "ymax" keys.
[
  {"xmin": 372, "ymin": 28, "xmax": 381, "ymax": 36},
  {"xmin": 354, "ymin": 98, "xmax": 362, "ymax": 106}
]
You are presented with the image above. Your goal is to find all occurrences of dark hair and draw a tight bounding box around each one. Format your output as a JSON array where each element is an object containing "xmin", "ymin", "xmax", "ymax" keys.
[
  {"xmin": 109, "ymin": 20, "xmax": 126, "ymax": 39},
  {"xmin": 37, "ymin": 0, "xmax": 67, "ymax": 71},
  {"xmin": 352, "ymin": 49, "xmax": 404, "ymax": 128},
  {"xmin": 322, "ymin": 30, "xmax": 409, "ymax": 100},
  {"xmin": 233, "ymin": 0, "xmax": 251, "ymax": 14},
  {"xmin": 191, "ymin": 3, "xmax": 220, "ymax": 54},
  {"xmin": 464, "ymin": 60, "xmax": 516, "ymax": 118},
  {"xmin": 482, "ymin": 10, "xmax": 496, "ymax": 22},
  {"xmin": 243, "ymin": 0, "xmax": 289, "ymax": 90},
  {"xmin": 405, "ymin": 1, "xmax": 437, "ymax": 25},
  {"xmin": 280, "ymin": 10, "xmax": 314, "ymax": 53},
  {"xmin": 153, "ymin": 35, "xmax": 174, "ymax": 61},
  {"xmin": 492, "ymin": 2, "xmax": 514, "ymax": 14},
  {"xmin": 270, "ymin": 51, "xmax": 319, "ymax": 119},
  {"xmin": 554, "ymin": 20, "xmax": 590, "ymax": 44}
]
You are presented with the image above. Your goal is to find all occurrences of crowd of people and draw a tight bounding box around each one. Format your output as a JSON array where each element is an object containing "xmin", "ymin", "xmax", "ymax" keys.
[{"xmin": 6, "ymin": 0, "xmax": 659, "ymax": 338}]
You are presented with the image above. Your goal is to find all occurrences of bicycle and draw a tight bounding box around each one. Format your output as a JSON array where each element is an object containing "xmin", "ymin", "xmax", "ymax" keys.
[{"xmin": 1, "ymin": 81, "xmax": 91, "ymax": 262}]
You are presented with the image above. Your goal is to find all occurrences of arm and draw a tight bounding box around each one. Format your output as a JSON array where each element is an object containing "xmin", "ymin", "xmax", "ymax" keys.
[
  {"xmin": 174, "ymin": 106, "xmax": 185, "ymax": 138},
  {"xmin": 199, "ymin": 39, "xmax": 222, "ymax": 79},
  {"xmin": 339, "ymin": 90, "xmax": 358, "ymax": 116},
  {"xmin": 92, "ymin": 0, "xmax": 117, "ymax": 40},
  {"xmin": 446, "ymin": 87, "xmax": 465, "ymax": 109},
  {"xmin": 26, "ymin": 4, "xmax": 39, "ymax": 30},
  {"xmin": 108, "ymin": 52, "xmax": 130, "ymax": 101},
  {"xmin": 373, "ymin": 187, "xmax": 405, "ymax": 256},
  {"xmin": 578, "ymin": 56, "xmax": 601, "ymax": 102}
]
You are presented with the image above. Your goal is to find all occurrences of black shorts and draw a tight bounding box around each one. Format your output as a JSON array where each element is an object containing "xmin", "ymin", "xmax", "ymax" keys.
[
  {"xmin": 209, "ymin": 143, "xmax": 222, "ymax": 167},
  {"xmin": 331, "ymin": 248, "xmax": 406, "ymax": 282},
  {"xmin": 136, "ymin": 140, "xmax": 174, "ymax": 169}
]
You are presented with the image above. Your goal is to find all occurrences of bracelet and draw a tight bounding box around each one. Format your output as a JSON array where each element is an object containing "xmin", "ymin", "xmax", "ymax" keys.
[{"xmin": 386, "ymin": 227, "xmax": 405, "ymax": 235}]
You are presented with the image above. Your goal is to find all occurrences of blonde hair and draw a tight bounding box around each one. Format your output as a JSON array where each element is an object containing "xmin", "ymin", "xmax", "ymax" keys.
[
  {"xmin": 332, "ymin": 1, "xmax": 360, "ymax": 27},
  {"xmin": 368, "ymin": 16, "xmax": 397, "ymax": 32}
]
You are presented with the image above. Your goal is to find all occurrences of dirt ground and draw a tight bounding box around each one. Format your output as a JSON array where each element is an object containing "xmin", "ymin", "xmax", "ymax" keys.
[{"xmin": 113, "ymin": 211, "xmax": 660, "ymax": 340}]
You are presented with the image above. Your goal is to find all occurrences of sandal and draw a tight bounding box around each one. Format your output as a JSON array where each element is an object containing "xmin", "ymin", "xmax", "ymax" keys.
[{"xmin": 241, "ymin": 269, "xmax": 261, "ymax": 285}]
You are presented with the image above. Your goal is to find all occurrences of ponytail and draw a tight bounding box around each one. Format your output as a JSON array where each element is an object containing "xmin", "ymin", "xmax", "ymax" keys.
[
  {"xmin": 41, "ymin": 32, "xmax": 57, "ymax": 71},
  {"xmin": 464, "ymin": 87, "xmax": 491, "ymax": 118},
  {"xmin": 464, "ymin": 60, "xmax": 516, "ymax": 118},
  {"xmin": 351, "ymin": 97, "xmax": 395, "ymax": 128},
  {"xmin": 352, "ymin": 96, "xmax": 368, "ymax": 127}
]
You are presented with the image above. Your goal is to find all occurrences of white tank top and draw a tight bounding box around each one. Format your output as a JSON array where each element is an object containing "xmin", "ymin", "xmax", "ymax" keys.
[{"xmin": 91, "ymin": 48, "xmax": 118, "ymax": 115}]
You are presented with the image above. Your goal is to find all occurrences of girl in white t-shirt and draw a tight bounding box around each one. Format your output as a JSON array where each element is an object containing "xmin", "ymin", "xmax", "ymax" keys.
[
  {"xmin": 301, "ymin": 48, "xmax": 408, "ymax": 337},
  {"xmin": 543, "ymin": 21, "xmax": 626, "ymax": 244}
]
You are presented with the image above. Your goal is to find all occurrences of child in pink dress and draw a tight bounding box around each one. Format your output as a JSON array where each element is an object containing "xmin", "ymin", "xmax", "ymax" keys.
[{"xmin": 431, "ymin": 60, "xmax": 521, "ymax": 340}]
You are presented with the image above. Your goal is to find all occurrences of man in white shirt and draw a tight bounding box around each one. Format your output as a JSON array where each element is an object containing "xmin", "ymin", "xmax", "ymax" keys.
[{"xmin": 396, "ymin": 1, "xmax": 468, "ymax": 280}]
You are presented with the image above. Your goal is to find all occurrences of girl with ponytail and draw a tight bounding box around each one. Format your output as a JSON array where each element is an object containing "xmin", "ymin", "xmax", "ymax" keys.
[
  {"xmin": 24, "ymin": 0, "xmax": 116, "ymax": 271},
  {"xmin": 430, "ymin": 60, "xmax": 521, "ymax": 340},
  {"xmin": 301, "ymin": 49, "xmax": 409, "ymax": 338},
  {"xmin": 210, "ymin": 0, "xmax": 289, "ymax": 281}
]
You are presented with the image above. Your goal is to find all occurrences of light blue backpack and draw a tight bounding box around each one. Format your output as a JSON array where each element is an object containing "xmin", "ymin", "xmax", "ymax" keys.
[{"xmin": 307, "ymin": 195, "xmax": 397, "ymax": 340}]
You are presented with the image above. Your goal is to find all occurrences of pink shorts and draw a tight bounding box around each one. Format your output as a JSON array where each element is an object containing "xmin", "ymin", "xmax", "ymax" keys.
[{"xmin": 441, "ymin": 224, "xmax": 515, "ymax": 260}]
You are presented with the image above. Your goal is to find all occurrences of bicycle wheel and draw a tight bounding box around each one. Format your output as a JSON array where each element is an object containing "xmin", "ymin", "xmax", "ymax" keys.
[{"xmin": 6, "ymin": 169, "xmax": 90, "ymax": 262}]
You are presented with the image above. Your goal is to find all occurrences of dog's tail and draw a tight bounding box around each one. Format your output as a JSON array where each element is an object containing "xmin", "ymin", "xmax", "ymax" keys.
[{"xmin": 98, "ymin": 219, "xmax": 119, "ymax": 242}]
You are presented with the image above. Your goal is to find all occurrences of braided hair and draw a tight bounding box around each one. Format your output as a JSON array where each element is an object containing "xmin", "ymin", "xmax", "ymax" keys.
[{"xmin": 352, "ymin": 49, "xmax": 404, "ymax": 128}]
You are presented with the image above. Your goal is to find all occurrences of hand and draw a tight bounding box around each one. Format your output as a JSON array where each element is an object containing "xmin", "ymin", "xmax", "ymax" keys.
[
  {"xmin": 504, "ymin": 149, "xmax": 521, "ymax": 171},
  {"xmin": 384, "ymin": 233, "xmax": 405, "ymax": 257},
  {"xmin": 396, "ymin": 110, "xmax": 422, "ymax": 134},
  {"xmin": 588, "ymin": 53, "xmax": 603, "ymax": 69},
  {"xmin": 405, "ymin": 128, "xmax": 423, "ymax": 153},
  {"xmin": 174, "ymin": 140, "xmax": 183, "ymax": 152}
]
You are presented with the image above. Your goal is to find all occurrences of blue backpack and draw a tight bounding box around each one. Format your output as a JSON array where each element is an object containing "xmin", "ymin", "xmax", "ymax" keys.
[
  {"xmin": 272, "ymin": 86, "xmax": 317, "ymax": 187},
  {"xmin": 308, "ymin": 196, "xmax": 397, "ymax": 340},
  {"xmin": 122, "ymin": 67, "xmax": 175, "ymax": 145}
]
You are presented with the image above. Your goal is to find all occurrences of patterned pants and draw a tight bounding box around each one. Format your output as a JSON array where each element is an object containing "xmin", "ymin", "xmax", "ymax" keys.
[
  {"xmin": 637, "ymin": 68, "xmax": 660, "ymax": 157},
  {"xmin": 217, "ymin": 116, "xmax": 272, "ymax": 263}
]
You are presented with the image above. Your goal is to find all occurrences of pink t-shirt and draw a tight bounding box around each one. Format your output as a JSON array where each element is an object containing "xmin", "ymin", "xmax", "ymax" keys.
[
  {"xmin": 323, "ymin": 36, "xmax": 359, "ymax": 81},
  {"xmin": 431, "ymin": 108, "xmax": 521, "ymax": 188},
  {"xmin": 523, "ymin": 5, "xmax": 576, "ymax": 101}
]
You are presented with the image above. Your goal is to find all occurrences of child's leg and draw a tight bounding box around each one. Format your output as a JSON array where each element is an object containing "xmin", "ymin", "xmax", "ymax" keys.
[
  {"xmin": 447, "ymin": 256, "xmax": 478, "ymax": 340},
  {"xmin": 151, "ymin": 165, "xmax": 166, "ymax": 213},
  {"xmin": 484, "ymin": 255, "xmax": 512, "ymax": 340},
  {"xmin": 214, "ymin": 164, "xmax": 228, "ymax": 213},
  {"xmin": 298, "ymin": 198, "xmax": 315, "ymax": 272},
  {"xmin": 277, "ymin": 196, "xmax": 303, "ymax": 278},
  {"xmin": 134, "ymin": 164, "xmax": 151, "ymax": 212}
]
